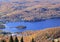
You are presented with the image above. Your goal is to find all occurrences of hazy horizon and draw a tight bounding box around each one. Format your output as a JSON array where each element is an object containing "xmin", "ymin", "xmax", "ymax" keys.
[{"xmin": 0, "ymin": 0, "xmax": 60, "ymax": 3}]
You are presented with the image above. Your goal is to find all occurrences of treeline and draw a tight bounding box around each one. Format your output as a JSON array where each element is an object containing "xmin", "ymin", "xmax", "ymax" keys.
[{"xmin": 0, "ymin": 36, "xmax": 35, "ymax": 42}]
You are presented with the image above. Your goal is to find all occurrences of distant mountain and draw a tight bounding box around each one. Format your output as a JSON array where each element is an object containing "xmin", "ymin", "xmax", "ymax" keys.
[{"xmin": 0, "ymin": 0, "xmax": 60, "ymax": 22}]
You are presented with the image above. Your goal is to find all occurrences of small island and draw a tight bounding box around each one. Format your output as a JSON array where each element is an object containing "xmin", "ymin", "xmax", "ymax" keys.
[{"xmin": 16, "ymin": 25, "xmax": 26, "ymax": 29}]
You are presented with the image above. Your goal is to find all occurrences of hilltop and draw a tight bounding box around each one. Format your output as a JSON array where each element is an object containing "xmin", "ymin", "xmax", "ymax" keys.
[{"xmin": 0, "ymin": 27, "xmax": 60, "ymax": 42}]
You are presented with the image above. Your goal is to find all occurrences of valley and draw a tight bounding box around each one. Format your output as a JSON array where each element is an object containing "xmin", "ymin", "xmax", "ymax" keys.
[{"xmin": 0, "ymin": 0, "xmax": 60, "ymax": 42}]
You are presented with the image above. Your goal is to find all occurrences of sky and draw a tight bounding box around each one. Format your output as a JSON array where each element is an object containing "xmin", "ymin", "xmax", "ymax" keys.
[
  {"xmin": 0, "ymin": 0, "xmax": 9, "ymax": 1},
  {"xmin": 0, "ymin": 0, "xmax": 60, "ymax": 3}
]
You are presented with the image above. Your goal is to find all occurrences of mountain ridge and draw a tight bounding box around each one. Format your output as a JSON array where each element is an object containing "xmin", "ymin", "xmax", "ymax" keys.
[{"xmin": 0, "ymin": 0, "xmax": 60, "ymax": 22}]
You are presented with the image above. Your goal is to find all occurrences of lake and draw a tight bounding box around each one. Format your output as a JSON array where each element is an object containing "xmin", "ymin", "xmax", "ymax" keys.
[{"xmin": 1, "ymin": 18, "xmax": 60, "ymax": 33}]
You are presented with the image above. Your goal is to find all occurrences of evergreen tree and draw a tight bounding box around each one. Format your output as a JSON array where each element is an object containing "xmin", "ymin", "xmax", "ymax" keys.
[
  {"xmin": 14, "ymin": 36, "xmax": 18, "ymax": 42},
  {"xmin": 52, "ymin": 40, "xmax": 54, "ymax": 42},
  {"xmin": 9, "ymin": 36, "xmax": 14, "ymax": 42},
  {"xmin": 1, "ymin": 39, "xmax": 6, "ymax": 42},
  {"xmin": 21, "ymin": 37, "xmax": 23, "ymax": 42},
  {"xmin": 31, "ymin": 38, "xmax": 35, "ymax": 42}
]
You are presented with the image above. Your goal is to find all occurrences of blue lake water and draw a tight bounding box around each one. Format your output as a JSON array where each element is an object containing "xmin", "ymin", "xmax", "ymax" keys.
[{"xmin": 2, "ymin": 18, "xmax": 60, "ymax": 33}]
